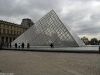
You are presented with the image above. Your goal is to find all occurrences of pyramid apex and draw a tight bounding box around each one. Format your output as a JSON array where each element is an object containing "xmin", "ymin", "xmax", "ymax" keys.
[
  {"xmin": 49, "ymin": 9, "xmax": 56, "ymax": 13},
  {"xmin": 51, "ymin": 9, "xmax": 55, "ymax": 11}
]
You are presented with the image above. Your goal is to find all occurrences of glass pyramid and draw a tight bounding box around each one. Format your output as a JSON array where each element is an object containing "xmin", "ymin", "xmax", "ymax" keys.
[{"xmin": 12, "ymin": 10, "xmax": 85, "ymax": 47}]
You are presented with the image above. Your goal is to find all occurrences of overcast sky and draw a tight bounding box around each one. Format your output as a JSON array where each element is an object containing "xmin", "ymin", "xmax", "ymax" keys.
[{"xmin": 0, "ymin": 0, "xmax": 100, "ymax": 40}]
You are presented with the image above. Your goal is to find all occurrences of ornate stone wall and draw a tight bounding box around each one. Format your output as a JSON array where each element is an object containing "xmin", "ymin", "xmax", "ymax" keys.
[{"xmin": 0, "ymin": 19, "xmax": 34, "ymax": 47}]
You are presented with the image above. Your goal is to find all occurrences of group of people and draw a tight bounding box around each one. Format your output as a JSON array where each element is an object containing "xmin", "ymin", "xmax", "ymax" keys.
[
  {"xmin": 14, "ymin": 43, "xmax": 54, "ymax": 48},
  {"xmin": 0, "ymin": 42, "xmax": 11, "ymax": 49},
  {"xmin": 1, "ymin": 42, "xmax": 100, "ymax": 53},
  {"xmin": 14, "ymin": 43, "xmax": 30, "ymax": 48}
]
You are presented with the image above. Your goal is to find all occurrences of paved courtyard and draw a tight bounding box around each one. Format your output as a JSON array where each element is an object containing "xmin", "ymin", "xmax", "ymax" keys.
[{"xmin": 0, "ymin": 50, "xmax": 100, "ymax": 75}]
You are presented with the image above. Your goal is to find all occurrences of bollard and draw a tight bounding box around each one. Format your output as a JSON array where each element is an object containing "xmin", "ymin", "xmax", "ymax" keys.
[{"xmin": 99, "ymin": 46, "xmax": 100, "ymax": 53}]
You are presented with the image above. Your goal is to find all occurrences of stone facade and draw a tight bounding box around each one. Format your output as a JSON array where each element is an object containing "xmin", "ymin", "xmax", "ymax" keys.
[{"xmin": 0, "ymin": 18, "xmax": 34, "ymax": 47}]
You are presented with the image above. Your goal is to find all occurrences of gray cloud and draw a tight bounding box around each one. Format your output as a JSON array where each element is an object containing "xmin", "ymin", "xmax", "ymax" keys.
[{"xmin": 0, "ymin": 0, "xmax": 100, "ymax": 39}]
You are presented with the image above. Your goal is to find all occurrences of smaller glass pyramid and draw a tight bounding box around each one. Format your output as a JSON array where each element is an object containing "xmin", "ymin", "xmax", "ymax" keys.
[{"xmin": 12, "ymin": 10, "xmax": 85, "ymax": 47}]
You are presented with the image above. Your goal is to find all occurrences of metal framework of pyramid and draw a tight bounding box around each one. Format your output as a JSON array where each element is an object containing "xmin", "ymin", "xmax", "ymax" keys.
[{"xmin": 12, "ymin": 10, "xmax": 85, "ymax": 47}]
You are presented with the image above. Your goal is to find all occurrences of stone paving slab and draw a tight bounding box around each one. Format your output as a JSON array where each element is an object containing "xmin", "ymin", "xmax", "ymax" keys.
[{"xmin": 0, "ymin": 50, "xmax": 100, "ymax": 75}]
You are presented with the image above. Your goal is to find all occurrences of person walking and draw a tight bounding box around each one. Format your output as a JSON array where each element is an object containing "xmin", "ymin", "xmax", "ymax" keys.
[
  {"xmin": 50, "ymin": 43, "xmax": 54, "ymax": 48},
  {"xmin": 27, "ymin": 43, "xmax": 30, "ymax": 48},
  {"xmin": 22, "ymin": 43, "xmax": 24, "ymax": 48},
  {"xmin": 9, "ymin": 43, "xmax": 11, "ymax": 48},
  {"xmin": 99, "ymin": 46, "xmax": 100, "ymax": 53},
  {"xmin": 18, "ymin": 43, "xmax": 21, "ymax": 48},
  {"xmin": 15, "ymin": 43, "xmax": 17, "ymax": 48},
  {"xmin": 0, "ymin": 43, "xmax": 3, "ymax": 49}
]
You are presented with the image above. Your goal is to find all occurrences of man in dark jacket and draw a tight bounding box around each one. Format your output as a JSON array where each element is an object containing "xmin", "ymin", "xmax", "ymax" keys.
[
  {"xmin": 50, "ymin": 43, "xmax": 54, "ymax": 48},
  {"xmin": 22, "ymin": 43, "xmax": 24, "ymax": 48},
  {"xmin": 99, "ymin": 46, "xmax": 100, "ymax": 53}
]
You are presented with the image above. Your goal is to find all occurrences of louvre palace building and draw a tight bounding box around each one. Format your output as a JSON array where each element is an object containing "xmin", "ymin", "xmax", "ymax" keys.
[{"xmin": 0, "ymin": 18, "xmax": 34, "ymax": 46}]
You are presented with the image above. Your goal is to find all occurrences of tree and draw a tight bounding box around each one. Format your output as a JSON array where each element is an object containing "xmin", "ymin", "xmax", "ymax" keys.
[
  {"xmin": 90, "ymin": 38, "xmax": 98, "ymax": 45},
  {"xmin": 98, "ymin": 40, "xmax": 100, "ymax": 45},
  {"xmin": 81, "ymin": 36, "xmax": 89, "ymax": 45}
]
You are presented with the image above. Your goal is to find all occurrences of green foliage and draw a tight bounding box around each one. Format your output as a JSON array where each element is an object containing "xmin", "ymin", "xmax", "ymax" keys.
[
  {"xmin": 90, "ymin": 38, "xmax": 98, "ymax": 45},
  {"xmin": 81, "ymin": 36, "xmax": 100, "ymax": 45}
]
